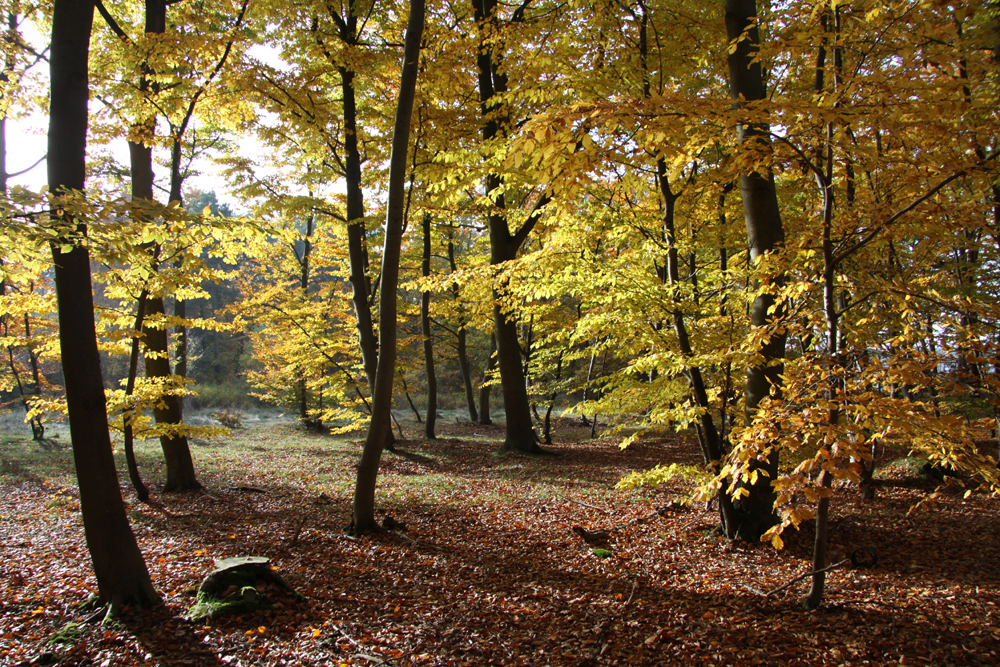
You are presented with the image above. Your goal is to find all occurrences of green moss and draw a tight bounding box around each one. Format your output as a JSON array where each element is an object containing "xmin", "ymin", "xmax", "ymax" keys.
[
  {"xmin": 187, "ymin": 587, "xmax": 270, "ymax": 622},
  {"xmin": 592, "ymin": 548, "xmax": 613, "ymax": 558},
  {"xmin": 48, "ymin": 621, "xmax": 82, "ymax": 645}
]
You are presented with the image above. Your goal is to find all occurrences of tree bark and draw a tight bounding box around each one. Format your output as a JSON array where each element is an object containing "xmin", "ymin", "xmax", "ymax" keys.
[
  {"xmin": 123, "ymin": 0, "xmax": 199, "ymax": 493},
  {"xmin": 48, "ymin": 0, "xmax": 158, "ymax": 608},
  {"xmin": 349, "ymin": 0, "xmax": 424, "ymax": 533},
  {"xmin": 421, "ymin": 214, "xmax": 438, "ymax": 439},
  {"xmin": 448, "ymin": 233, "xmax": 478, "ymax": 423},
  {"xmin": 478, "ymin": 332, "xmax": 496, "ymax": 425},
  {"xmin": 473, "ymin": 0, "xmax": 542, "ymax": 453},
  {"xmin": 142, "ymin": 296, "xmax": 200, "ymax": 491},
  {"xmin": 724, "ymin": 0, "xmax": 786, "ymax": 541}
]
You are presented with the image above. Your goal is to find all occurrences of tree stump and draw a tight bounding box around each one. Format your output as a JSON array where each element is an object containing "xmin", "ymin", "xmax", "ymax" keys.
[{"xmin": 187, "ymin": 556, "xmax": 296, "ymax": 621}]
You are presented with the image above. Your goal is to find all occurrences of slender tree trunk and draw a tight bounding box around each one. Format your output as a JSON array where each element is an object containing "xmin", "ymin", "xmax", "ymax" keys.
[
  {"xmin": 724, "ymin": 0, "xmax": 786, "ymax": 541},
  {"xmin": 48, "ymin": 0, "xmax": 157, "ymax": 609},
  {"xmin": 421, "ymin": 213, "xmax": 437, "ymax": 438},
  {"xmin": 449, "ymin": 234, "xmax": 478, "ymax": 422},
  {"xmin": 336, "ymin": 32, "xmax": 394, "ymax": 451},
  {"xmin": 298, "ymin": 211, "xmax": 313, "ymax": 425},
  {"xmin": 478, "ymin": 332, "xmax": 496, "ymax": 425},
  {"xmin": 658, "ymin": 160, "xmax": 736, "ymax": 533},
  {"xmin": 123, "ymin": 290, "xmax": 150, "ymax": 502},
  {"xmin": 350, "ymin": 0, "xmax": 424, "ymax": 533},
  {"xmin": 123, "ymin": 0, "xmax": 198, "ymax": 492},
  {"xmin": 341, "ymin": 65, "xmax": 379, "ymax": 392}
]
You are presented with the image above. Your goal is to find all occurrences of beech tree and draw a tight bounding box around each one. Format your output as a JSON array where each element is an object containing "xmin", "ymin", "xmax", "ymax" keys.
[
  {"xmin": 350, "ymin": 0, "xmax": 424, "ymax": 533},
  {"xmin": 47, "ymin": 0, "xmax": 157, "ymax": 610},
  {"xmin": 721, "ymin": 0, "xmax": 785, "ymax": 541}
]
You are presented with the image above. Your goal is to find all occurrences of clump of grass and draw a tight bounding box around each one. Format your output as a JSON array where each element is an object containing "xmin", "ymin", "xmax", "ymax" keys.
[{"xmin": 211, "ymin": 409, "xmax": 246, "ymax": 429}]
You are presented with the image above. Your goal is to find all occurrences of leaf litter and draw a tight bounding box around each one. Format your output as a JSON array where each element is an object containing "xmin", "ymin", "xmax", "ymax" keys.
[{"xmin": 0, "ymin": 421, "xmax": 998, "ymax": 666}]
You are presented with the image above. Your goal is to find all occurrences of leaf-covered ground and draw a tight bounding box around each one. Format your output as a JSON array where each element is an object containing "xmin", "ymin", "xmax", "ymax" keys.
[{"xmin": 1, "ymin": 418, "xmax": 999, "ymax": 666}]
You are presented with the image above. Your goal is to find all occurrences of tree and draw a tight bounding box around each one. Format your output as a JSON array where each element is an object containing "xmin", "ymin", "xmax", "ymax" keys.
[
  {"xmin": 350, "ymin": 0, "xmax": 424, "ymax": 533},
  {"xmin": 721, "ymin": 0, "xmax": 785, "ymax": 541},
  {"xmin": 47, "ymin": 0, "xmax": 157, "ymax": 610}
]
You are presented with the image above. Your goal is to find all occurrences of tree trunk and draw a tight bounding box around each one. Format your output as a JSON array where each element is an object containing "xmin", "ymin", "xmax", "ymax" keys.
[
  {"xmin": 448, "ymin": 234, "xmax": 478, "ymax": 423},
  {"xmin": 124, "ymin": 0, "xmax": 198, "ymax": 493},
  {"xmin": 657, "ymin": 160, "xmax": 736, "ymax": 534},
  {"xmin": 337, "ymin": 32, "xmax": 394, "ymax": 452},
  {"xmin": 341, "ymin": 64, "xmax": 379, "ymax": 393},
  {"xmin": 473, "ymin": 0, "xmax": 542, "ymax": 454},
  {"xmin": 421, "ymin": 214, "xmax": 437, "ymax": 439},
  {"xmin": 478, "ymin": 332, "xmax": 496, "ymax": 425},
  {"xmin": 724, "ymin": 0, "xmax": 786, "ymax": 541},
  {"xmin": 142, "ymin": 296, "xmax": 200, "ymax": 491},
  {"xmin": 48, "ymin": 0, "xmax": 158, "ymax": 608},
  {"xmin": 349, "ymin": 0, "xmax": 424, "ymax": 533},
  {"xmin": 123, "ymin": 291, "xmax": 150, "ymax": 502}
]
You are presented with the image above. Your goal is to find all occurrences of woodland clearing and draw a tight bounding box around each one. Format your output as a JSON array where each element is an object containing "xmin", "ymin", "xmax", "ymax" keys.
[{"xmin": 0, "ymin": 417, "xmax": 998, "ymax": 667}]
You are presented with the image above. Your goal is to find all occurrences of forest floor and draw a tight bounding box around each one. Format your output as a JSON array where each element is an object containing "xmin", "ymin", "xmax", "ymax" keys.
[{"xmin": 0, "ymin": 415, "xmax": 999, "ymax": 666}]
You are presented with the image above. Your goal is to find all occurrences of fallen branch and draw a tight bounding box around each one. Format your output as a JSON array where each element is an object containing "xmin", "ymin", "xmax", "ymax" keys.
[
  {"xmin": 232, "ymin": 485, "xmax": 268, "ymax": 494},
  {"xmin": 289, "ymin": 517, "xmax": 307, "ymax": 547},
  {"xmin": 623, "ymin": 503, "xmax": 683, "ymax": 526},
  {"xmin": 331, "ymin": 623, "xmax": 361, "ymax": 648},
  {"xmin": 557, "ymin": 494, "xmax": 611, "ymax": 515}
]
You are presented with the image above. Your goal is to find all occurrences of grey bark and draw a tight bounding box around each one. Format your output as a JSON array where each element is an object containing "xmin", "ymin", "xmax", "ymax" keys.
[
  {"xmin": 724, "ymin": 0, "xmax": 786, "ymax": 541},
  {"xmin": 349, "ymin": 0, "xmax": 424, "ymax": 533}
]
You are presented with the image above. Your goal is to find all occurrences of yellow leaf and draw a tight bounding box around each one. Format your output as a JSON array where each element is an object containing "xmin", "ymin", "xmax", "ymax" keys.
[
  {"xmin": 771, "ymin": 534, "xmax": 784, "ymax": 550},
  {"xmin": 203, "ymin": 205, "xmax": 212, "ymax": 216}
]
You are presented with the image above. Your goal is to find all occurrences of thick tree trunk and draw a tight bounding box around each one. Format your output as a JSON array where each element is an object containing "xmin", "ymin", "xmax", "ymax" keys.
[
  {"xmin": 142, "ymin": 297, "xmax": 200, "ymax": 491},
  {"xmin": 421, "ymin": 214, "xmax": 438, "ymax": 438},
  {"xmin": 724, "ymin": 0, "xmax": 786, "ymax": 541},
  {"xmin": 350, "ymin": 0, "xmax": 424, "ymax": 533},
  {"xmin": 473, "ymin": 0, "xmax": 542, "ymax": 453},
  {"xmin": 48, "ymin": 0, "xmax": 158, "ymax": 609},
  {"xmin": 478, "ymin": 333, "xmax": 496, "ymax": 425}
]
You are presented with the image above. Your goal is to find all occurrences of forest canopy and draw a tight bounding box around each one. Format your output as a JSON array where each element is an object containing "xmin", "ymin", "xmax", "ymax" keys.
[{"xmin": 1, "ymin": 0, "xmax": 999, "ymax": 620}]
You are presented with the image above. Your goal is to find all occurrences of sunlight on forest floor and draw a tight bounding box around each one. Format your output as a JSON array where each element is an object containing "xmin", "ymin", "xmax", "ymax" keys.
[{"xmin": 1, "ymin": 418, "xmax": 998, "ymax": 666}]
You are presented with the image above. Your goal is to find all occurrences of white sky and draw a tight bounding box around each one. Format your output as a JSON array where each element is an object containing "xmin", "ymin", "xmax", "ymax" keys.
[{"xmin": 7, "ymin": 108, "xmax": 241, "ymax": 211}]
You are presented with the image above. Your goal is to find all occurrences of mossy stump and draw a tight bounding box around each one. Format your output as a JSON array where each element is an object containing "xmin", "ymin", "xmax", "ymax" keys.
[{"xmin": 187, "ymin": 556, "xmax": 295, "ymax": 621}]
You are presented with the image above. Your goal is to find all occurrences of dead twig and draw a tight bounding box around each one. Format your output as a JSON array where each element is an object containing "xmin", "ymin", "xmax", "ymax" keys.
[
  {"xmin": 557, "ymin": 494, "xmax": 611, "ymax": 515},
  {"xmin": 138, "ymin": 499, "xmax": 200, "ymax": 519},
  {"xmin": 331, "ymin": 623, "xmax": 362, "ymax": 648},
  {"xmin": 289, "ymin": 517, "xmax": 307, "ymax": 547}
]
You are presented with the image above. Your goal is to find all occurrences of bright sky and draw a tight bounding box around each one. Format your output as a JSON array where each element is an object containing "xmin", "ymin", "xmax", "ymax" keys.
[{"xmin": 7, "ymin": 111, "xmax": 240, "ymax": 212}]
